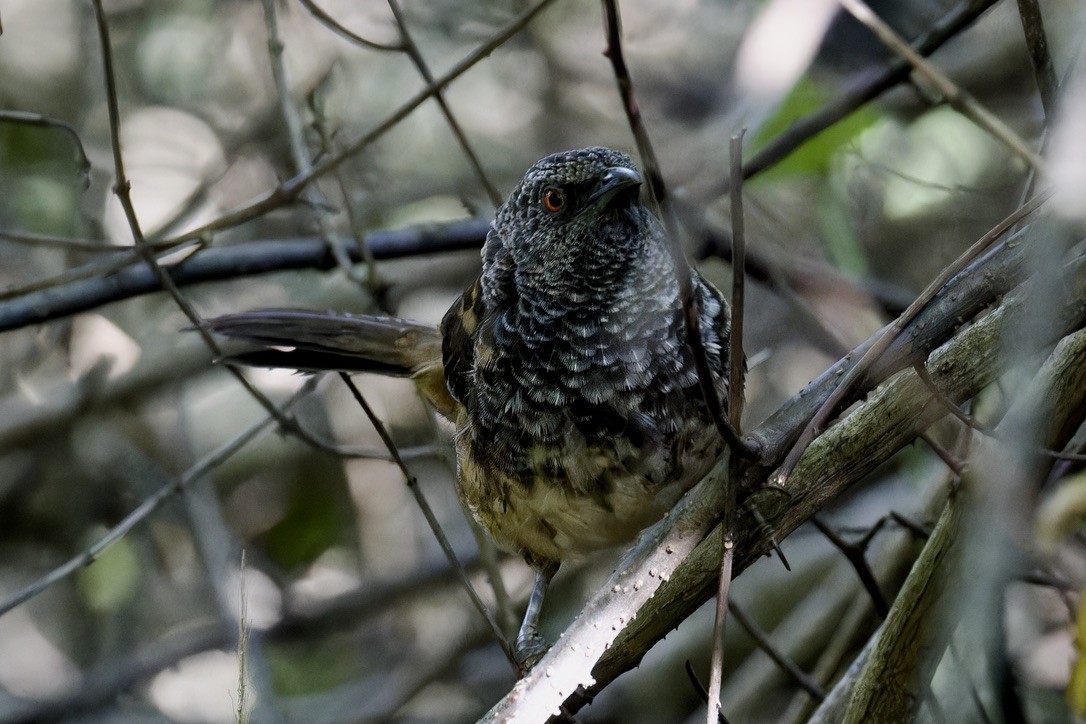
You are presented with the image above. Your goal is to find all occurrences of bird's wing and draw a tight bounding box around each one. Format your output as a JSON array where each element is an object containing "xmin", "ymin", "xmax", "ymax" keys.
[{"xmin": 440, "ymin": 275, "xmax": 485, "ymax": 409}]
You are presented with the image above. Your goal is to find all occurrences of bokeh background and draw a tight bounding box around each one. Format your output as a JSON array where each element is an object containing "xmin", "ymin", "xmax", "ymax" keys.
[{"xmin": 1, "ymin": 0, "xmax": 1084, "ymax": 721}]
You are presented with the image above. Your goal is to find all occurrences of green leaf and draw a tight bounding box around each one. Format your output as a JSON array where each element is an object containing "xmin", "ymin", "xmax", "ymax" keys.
[{"xmin": 750, "ymin": 76, "xmax": 882, "ymax": 180}]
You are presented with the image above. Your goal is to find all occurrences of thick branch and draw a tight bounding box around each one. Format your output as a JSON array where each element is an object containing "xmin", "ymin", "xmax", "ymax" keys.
[
  {"xmin": 487, "ymin": 237, "xmax": 1086, "ymax": 719},
  {"xmin": 0, "ymin": 220, "xmax": 488, "ymax": 332}
]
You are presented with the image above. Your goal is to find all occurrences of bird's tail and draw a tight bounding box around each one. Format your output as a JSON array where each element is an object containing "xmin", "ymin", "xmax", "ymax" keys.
[{"xmin": 205, "ymin": 309, "xmax": 458, "ymax": 418}]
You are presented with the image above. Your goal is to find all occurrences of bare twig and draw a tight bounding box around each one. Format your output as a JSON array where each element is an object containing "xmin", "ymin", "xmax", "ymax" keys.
[
  {"xmin": 775, "ymin": 189, "xmax": 1051, "ymax": 486},
  {"xmin": 920, "ymin": 431, "xmax": 968, "ymax": 480},
  {"xmin": 839, "ymin": 0, "xmax": 1047, "ymax": 174},
  {"xmin": 90, "ymin": 0, "xmax": 348, "ymax": 458},
  {"xmin": 727, "ymin": 601, "xmax": 827, "ymax": 701},
  {"xmin": 684, "ymin": 661, "xmax": 730, "ymax": 724},
  {"xmin": 167, "ymin": 0, "xmax": 558, "ymax": 244},
  {"xmin": 262, "ymin": 0, "xmax": 362, "ymax": 286},
  {"xmin": 296, "ymin": 0, "xmax": 403, "ymax": 51},
  {"xmin": 1014, "ymin": 0, "xmax": 1058, "ymax": 117},
  {"xmin": 706, "ymin": 130, "xmax": 749, "ymax": 724},
  {"xmin": 600, "ymin": 0, "xmax": 750, "ymax": 458},
  {"xmin": 811, "ymin": 517, "xmax": 890, "ymax": 617},
  {"xmin": 914, "ymin": 361, "xmax": 976, "ymax": 429},
  {"xmin": 235, "ymin": 550, "xmax": 251, "ymax": 724},
  {"xmin": 335, "ymin": 373, "xmax": 517, "ymax": 670},
  {"xmin": 387, "ymin": 0, "xmax": 502, "ymax": 206},
  {"xmin": 727, "ymin": 131, "xmax": 748, "ymax": 437}
]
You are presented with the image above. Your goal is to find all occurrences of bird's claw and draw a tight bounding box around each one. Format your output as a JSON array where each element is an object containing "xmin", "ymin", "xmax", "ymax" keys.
[{"xmin": 514, "ymin": 631, "xmax": 549, "ymax": 674}]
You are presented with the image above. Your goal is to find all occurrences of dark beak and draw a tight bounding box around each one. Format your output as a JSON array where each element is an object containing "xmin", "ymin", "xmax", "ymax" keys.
[{"xmin": 584, "ymin": 166, "xmax": 642, "ymax": 211}]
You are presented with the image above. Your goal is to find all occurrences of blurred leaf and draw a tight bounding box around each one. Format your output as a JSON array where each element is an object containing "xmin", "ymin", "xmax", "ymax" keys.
[
  {"xmin": 268, "ymin": 640, "xmax": 361, "ymax": 696},
  {"xmin": 259, "ymin": 456, "xmax": 353, "ymax": 569},
  {"xmin": 77, "ymin": 533, "xmax": 141, "ymax": 612},
  {"xmin": 817, "ymin": 184, "xmax": 868, "ymax": 277},
  {"xmin": 749, "ymin": 76, "xmax": 882, "ymax": 180}
]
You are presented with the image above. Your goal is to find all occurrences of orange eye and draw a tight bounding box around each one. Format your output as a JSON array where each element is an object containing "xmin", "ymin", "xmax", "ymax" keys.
[{"xmin": 542, "ymin": 188, "xmax": 565, "ymax": 213}]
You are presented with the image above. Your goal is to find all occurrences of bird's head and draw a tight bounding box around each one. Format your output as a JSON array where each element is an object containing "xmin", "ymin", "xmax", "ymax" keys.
[{"xmin": 488, "ymin": 147, "xmax": 657, "ymax": 276}]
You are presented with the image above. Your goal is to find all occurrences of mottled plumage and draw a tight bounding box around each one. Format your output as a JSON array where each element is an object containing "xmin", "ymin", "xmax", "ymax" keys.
[
  {"xmin": 207, "ymin": 147, "xmax": 731, "ymax": 667},
  {"xmin": 443, "ymin": 148, "xmax": 730, "ymax": 572}
]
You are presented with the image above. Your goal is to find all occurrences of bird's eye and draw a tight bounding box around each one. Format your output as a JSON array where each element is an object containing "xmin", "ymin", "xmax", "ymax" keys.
[{"xmin": 542, "ymin": 188, "xmax": 565, "ymax": 213}]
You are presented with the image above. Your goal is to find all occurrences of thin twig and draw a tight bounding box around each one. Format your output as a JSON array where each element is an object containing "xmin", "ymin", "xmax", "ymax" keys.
[
  {"xmin": 775, "ymin": 189, "xmax": 1051, "ymax": 486},
  {"xmin": 706, "ymin": 131, "xmax": 750, "ymax": 724},
  {"xmin": 727, "ymin": 130, "xmax": 748, "ymax": 434},
  {"xmin": 335, "ymin": 373, "xmax": 517, "ymax": 670},
  {"xmin": 839, "ymin": 0, "xmax": 1047, "ymax": 174},
  {"xmin": 167, "ymin": 0, "xmax": 558, "ymax": 244},
  {"xmin": 0, "ymin": 381, "xmax": 313, "ymax": 618},
  {"xmin": 296, "ymin": 0, "xmax": 403, "ymax": 51},
  {"xmin": 600, "ymin": 0, "xmax": 750, "ymax": 458},
  {"xmin": 727, "ymin": 601, "xmax": 827, "ymax": 700},
  {"xmin": 261, "ymin": 0, "xmax": 361, "ymax": 284},
  {"xmin": 235, "ymin": 549, "xmax": 251, "ymax": 724},
  {"xmin": 0, "ymin": 109, "xmax": 91, "ymax": 186},
  {"xmin": 914, "ymin": 361, "xmax": 976, "ymax": 429},
  {"xmin": 1014, "ymin": 0, "xmax": 1058, "ymax": 117},
  {"xmin": 0, "ymin": 228, "xmax": 192, "ymax": 253},
  {"xmin": 90, "ymin": 0, "xmax": 345, "ymax": 457},
  {"xmin": 387, "ymin": 0, "xmax": 502, "ymax": 207},
  {"xmin": 684, "ymin": 661, "xmax": 730, "ymax": 724},
  {"xmin": 811, "ymin": 517, "xmax": 890, "ymax": 617},
  {"xmin": 920, "ymin": 430, "xmax": 968, "ymax": 480}
]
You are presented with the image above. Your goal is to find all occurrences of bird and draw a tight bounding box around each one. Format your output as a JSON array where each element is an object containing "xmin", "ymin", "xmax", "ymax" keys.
[{"xmin": 206, "ymin": 146, "xmax": 731, "ymax": 668}]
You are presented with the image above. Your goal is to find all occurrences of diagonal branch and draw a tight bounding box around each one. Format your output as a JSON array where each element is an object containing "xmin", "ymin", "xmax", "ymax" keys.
[{"xmin": 486, "ymin": 225, "xmax": 1086, "ymax": 719}]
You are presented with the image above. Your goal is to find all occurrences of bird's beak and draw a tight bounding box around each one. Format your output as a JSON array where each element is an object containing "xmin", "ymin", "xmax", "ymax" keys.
[{"xmin": 584, "ymin": 166, "xmax": 642, "ymax": 211}]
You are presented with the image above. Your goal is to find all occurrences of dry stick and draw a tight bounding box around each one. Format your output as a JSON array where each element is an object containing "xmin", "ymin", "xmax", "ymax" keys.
[
  {"xmin": 775, "ymin": 189, "xmax": 1052, "ymax": 486},
  {"xmin": 261, "ymin": 0, "xmax": 362, "ymax": 285},
  {"xmin": 0, "ymin": 109, "xmax": 91, "ymax": 184},
  {"xmin": 269, "ymin": 1, "xmax": 516, "ymax": 635},
  {"xmin": 1014, "ymin": 0, "xmax": 1058, "ymax": 118},
  {"xmin": 296, "ymin": 0, "xmax": 403, "ymax": 52},
  {"xmin": 810, "ymin": 517, "xmax": 890, "ymax": 617},
  {"xmin": 386, "ymin": 0, "xmax": 503, "ymax": 207},
  {"xmin": 705, "ymin": 131, "xmax": 749, "ymax": 724},
  {"xmin": 599, "ymin": 0, "xmax": 749, "ymax": 457},
  {"xmin": 0, "ymin": 229, "xmax": 115, "ymax": 251},
  {"xmin": 919, "ymin": 430, "xmax": 968, "ymax": 480},
  {"xmin": 167, "ymin": 0, "xmax": 558, "ymax": 245},
  {"xmin": 89, "ymin": 0, "xmax": 350, "ymax": 458},
  {"xmin": 914, "ymin": 361, "xmax": 977, "ymax": 429},
  {"xmin": 727, "ymin": 601, "xmax": 827, "ymax": 701},
  {"xmin": 839, "ymin": 0, "xmax": 1047, "ymax": 175},
  {"xmin": 0, "ymin": 222, "xmax": 489, "ymax": 332},
  {"xmin": 741, "ymin": 0, "xmax": 998, "ymax": 183},
  {"xmin": 236, "ymin": 549, "xmax": 251, "ymax": 724},
  {"xmin": 0, "ymin": 380, "xmax": 314, "ymax": 618},
  {"xmin": 335, "ymin": 373, "xmax": 518, "ymax": 671},
  {"xmin": 684, "ymin": 662, "xmax": 730, "ymax": 724}
]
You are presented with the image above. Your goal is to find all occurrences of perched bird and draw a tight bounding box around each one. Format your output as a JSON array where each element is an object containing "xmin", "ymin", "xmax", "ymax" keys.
[{"xmin": 207, "ymin": 147, "xmax": 731, "ymax": 667}]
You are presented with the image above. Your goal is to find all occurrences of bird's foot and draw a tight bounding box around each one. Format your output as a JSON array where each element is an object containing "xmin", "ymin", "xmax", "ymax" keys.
[{"xmin": 514, "ymin": 630, "xmax": 549, "ymax": 674}]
